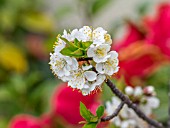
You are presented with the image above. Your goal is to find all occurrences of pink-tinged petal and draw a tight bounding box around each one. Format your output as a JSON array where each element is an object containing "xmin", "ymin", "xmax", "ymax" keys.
[
  {"xmin": 9, "ymin": 114, "xmax": 41, "ymax": 128},
  {"xmin": 51, "ymin": 83, "xmax": 100, "ymax": 124}
]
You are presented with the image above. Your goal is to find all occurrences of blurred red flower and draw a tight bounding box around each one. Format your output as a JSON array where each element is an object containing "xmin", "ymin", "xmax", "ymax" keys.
[
  {"xmin": 112, "ymin": 23, "xmax": 163, "ymax": 86},
  {"xmin": 9, "ymin": 83, "xmax": 106, "ymax": 128},
  {"xmin": 145, "ymin": 3, "xmax": 170, "ymax": 59},
  {"xmin": 51, "ymin": 83, "xmax": 100, "ymax": 125},
  {"xmin": 116, "ymin": 41, "xmax": 162, "ymax": 86},
  {"xmin": 113, "ymin": 22, "xmax": 145, "ymax": 51},
  {"xmin": 9, "ymin": 115, "xmax": 42, "ymax": 128}
]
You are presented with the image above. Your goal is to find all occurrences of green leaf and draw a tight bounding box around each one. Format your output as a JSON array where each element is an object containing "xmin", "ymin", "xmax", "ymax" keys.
[
  {"xmin": 80, "ymin": 102, "xmax": 94, "ymax": 122},
  {"xmin": 60, "ymin": 37, "xmax": 77, "ymax": 49},
  {"xmin": 90, "ymin": 116, "xmax": 98, "ymax": 123},
  {"xmin": 60, "ymin": 47, "xmax": 84, "ymax": 57},
  {"xmin": 60, "ymin": 47, "xmax": 74, "ymax": 56},
  {"xmin": 83, "ymin": 123, "xmax": 98, "ymax": 128},
  {"xmin": 96, "ymin": 106, "xmax": 104, "ymax": 118},
  {"xmin": 81, "ymin": 41, "xmax": 93, "ymax": 50},
  {"xmin": 59, "ymin": 37, "xmax": 92, "ymax": 57},
  {"xmin": 74, "ymin": 38, "xmax": 79, "ymax": 46},
  {"xmin": 71, "ymin": 48, "xmax": 84, "ymax": 56}
]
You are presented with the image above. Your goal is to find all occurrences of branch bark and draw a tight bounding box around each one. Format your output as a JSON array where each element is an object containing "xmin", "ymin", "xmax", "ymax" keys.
[
  {"xmin": 105, "ymin": 79, "xmax": 164, "ymax": 128},
  {"xmin": 77, "ymin": 57, "xmax": 92, "ymax": 61},
  {"xmin": 101, "ymin": 101, "xmax": 125, "ymax": 122}
]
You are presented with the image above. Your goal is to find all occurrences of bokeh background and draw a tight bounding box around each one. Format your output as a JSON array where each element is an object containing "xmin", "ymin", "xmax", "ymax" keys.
[{"xmin": 0, "ymin": 0, "xmax": 170, "ymax": 127}]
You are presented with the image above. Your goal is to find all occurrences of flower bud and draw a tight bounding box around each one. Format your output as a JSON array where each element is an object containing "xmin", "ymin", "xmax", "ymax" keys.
[
  {"xmin": 143, "ymin": 86, "xmax": 155, "ymax": 95},
  {"xmin": 125, "ymin": 86, "xmax": 134, "ymax": 96},
  {"xmin": 134, "ymin": 87, "xmax": 143, "ymax": 97}
]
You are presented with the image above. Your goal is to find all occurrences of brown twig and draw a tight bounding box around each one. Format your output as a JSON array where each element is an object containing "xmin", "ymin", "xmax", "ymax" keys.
[
  {"xmin": 101, "ymin": 101, "xmax": 125, "ymax": 122},
  {"xmin": 105, "ymin": 79, "xmax": 164, "ymax": 128},
  {"xmin": 77, "ymin": 57, "xmax": 92, "ymax": 61}
]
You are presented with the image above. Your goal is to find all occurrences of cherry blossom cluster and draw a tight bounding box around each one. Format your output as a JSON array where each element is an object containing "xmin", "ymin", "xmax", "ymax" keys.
[
  {"xmin": 49, "ymin": 26, "xmax": 119, "ymax": 95},
  {"xmin": 106, "ymin": 86, "xmax": 160, "ymax": 128}
]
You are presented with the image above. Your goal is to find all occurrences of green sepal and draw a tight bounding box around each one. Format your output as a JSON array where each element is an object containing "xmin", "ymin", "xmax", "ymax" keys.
[
  {"xmin": 60, "ymin": 37, "xmax": 77, "ymax": 50},
  {"xmin": 79, "ymin": 41, "xmax": 93, "ymax": 50},
  {"xmin": 80, "ymin": 102, "xmax": 95, "ymax": 122},
  {"xmin": 60, "ymin": 47, "xmax": 84, "ymax": 57},
  {"xmin": 96, "ymin": 106, "xmax": 104, "ymax": 118},
  {"xmin": 90, "ymin": 116, "xmax": 98, "ymax": 123},
  {"xmin": 83, "ymin": 123, "xmax": 98, "ymax": 128}
]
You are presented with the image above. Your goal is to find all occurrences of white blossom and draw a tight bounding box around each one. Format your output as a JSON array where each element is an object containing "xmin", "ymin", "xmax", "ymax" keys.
[
  {"xmin": 68, "ymin": 68, "xmax": 97, "ymax": 90},
  {"xmin": 140, "ymin": 97, "xmax": 160, "ymax": 116},
  {"xmin": 92, "ymin": 27, "xmax": 107, "ymax": 45},
  {"xmin": 106, "ymin": 85, "xmax": 160, "ymax": 128},
  {"xmin": 54, "ymin": 38, "xmax": 66, "ymax": 53},
  {"xmin": 49, "ymin": 53, "xmax": 78, "ymax": 77},
  {"xmin": 78, "ymin": 26, "xmax": 92, "ymax": 42},
  {"xmin": 96, "ymin": 51, "xmax": 119, "ymax": 75},
  {"xmin": 106, "ymin": 97, "xmax": 138, "ymax": 128},
  {"xmin": 50, "ymin": 26, "xmax": 119, "ymax": 95},
  {"xmin": 81, "ymin": 74, "xmax": 106, "ymax": 95},
  {"xmin": 62, "ymin": 29, "xmax": 78, "ymax": 42},
  {"xmin": 87, "ymin": 44, "xmax": 111, "ymax": 63}
]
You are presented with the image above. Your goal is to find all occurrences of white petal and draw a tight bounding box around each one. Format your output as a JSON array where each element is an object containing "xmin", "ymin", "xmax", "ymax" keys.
[
  {"xmin": 82, "ymin": 65, "xmax": 92, "ymax": 70},
  {"xmin": 63, "ymin": 29, "xmax": 68, "ymax": 37},
  {"xmin": 104, "ymin": 67, "xmax": 114, "ymax": 75},
  {"xmin": 147, "ymin": 97, "xmax": 160, "ymax": 108},
  {"xmin": 93, "ymin": 27, "xmax": 107, "ymax": 34},
  {"xmin": 109, "ymin": 51, "xmax": 118, "ymax": 58},
  {"xmin": 96, "ymin": 63, "xmax": 105, "ymax": 74},
  {"xmin": 65, "ymin": 56, "xmax": 72, "ymax": 65},
  {"xmin": 95, "ymin": 74, "xmax": 106, "ymax": 85},
  {"xmin": 104, "ymin": 44, "xmax": 111, "ymax": 52},
  {"xmin": 113, "ymin": 67, "xmax": 119, "ymax": 73},
  {"xmin": 57, "ymin": 70, "xmax": 65, "ymax": 77},
  {"xmin": 134, "ymin": 87, "xmax": 143, "ymax": 97},
  {"xmin": 71, "ymin": 58, "xmax": 78, "ymax": 70},
  {"xmin": 81, "ymin": 89, "xmax": 90, "ymax": 96},
  {"xmin": 63, "ymin": 67, "xmax": 70, "ymax": 76},
  {"xmin": 87, "ymin": 47, "xmax": 95, "ymax": 57},
  {"xmin": 141, "ymin": 105, "xmax": 152, "ymax": 116},
  {"xmin": 84, "ymin": 71, "xmax": 97, "ymax": 81},
  {"xmin": 93, "ymin": 56, "xmax": 108, "ymax": 63},
  {"xmin": 125, "ymin": 86, "xmax": 134, "ymax": 95},
  {"xmin": 84, "ymin": 84, "xmax": 90, "ymax": 89},
  {"xmin": 112, "ymin": 97, "xmax": 121, "ymax": 105},
  {"xmin": 71, "ymin": 29, "xmax": 78, "ymax": 36}
]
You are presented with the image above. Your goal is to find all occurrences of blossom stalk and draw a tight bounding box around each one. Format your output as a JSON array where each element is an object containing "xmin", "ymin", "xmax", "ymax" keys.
[{"xmin": 101, "ymin": 101, "xmax": 125, "ymax": 122}]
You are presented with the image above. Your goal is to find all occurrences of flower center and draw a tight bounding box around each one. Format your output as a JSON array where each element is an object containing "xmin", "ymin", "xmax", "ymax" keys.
[
  {"xmin": 104, "ymin": 34, "xmax": 111, "ymax": 42},
  {"xmin": 96, "ymin": 48, "xmax": 105, "ymax": 57},
  {"xmin": 55, "ymin": 59, "xmax": 66, "ymax": 70}
]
